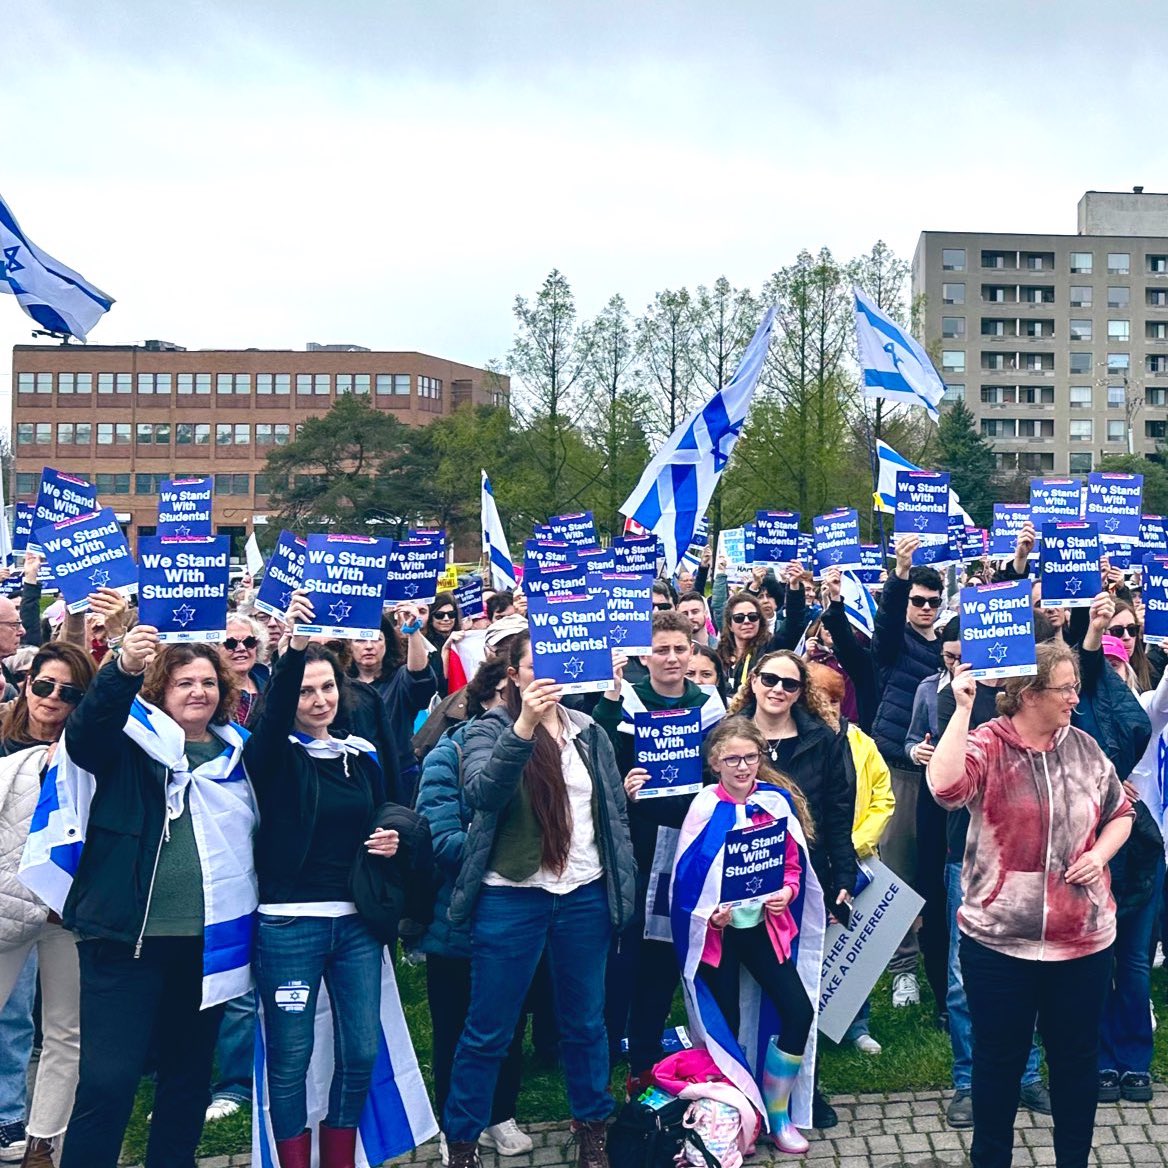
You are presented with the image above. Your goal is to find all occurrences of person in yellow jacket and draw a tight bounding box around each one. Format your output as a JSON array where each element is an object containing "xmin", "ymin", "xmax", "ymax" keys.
[{"xmin": 805, "ymin": 661, "xmax": 895, "ymax": 1054}]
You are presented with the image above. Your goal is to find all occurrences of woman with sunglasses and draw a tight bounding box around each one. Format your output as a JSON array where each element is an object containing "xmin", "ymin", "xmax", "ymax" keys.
[
  {"xmin": 218, "ymin": 613, "xmax": 271, "ymax": 728},
  {"xmin": 426, "ymin": 593, "xmax": 463, "ymax": 698},
  {"xmin": 0, "ymin": 643, "xmax": 96, "ymax": 1168},
  {"xmin": 1106, "ymin": 602, "xmax": 1155, "ymax": 692},
  {"xmin": 717, "ymin": 593, "xmax": 770, "ymax": 692}
]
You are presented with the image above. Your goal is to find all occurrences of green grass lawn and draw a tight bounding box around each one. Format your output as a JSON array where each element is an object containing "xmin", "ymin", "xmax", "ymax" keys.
[{"xmin": 119, "ymin": 961, "xmax": 1168, "ymax": 1163}]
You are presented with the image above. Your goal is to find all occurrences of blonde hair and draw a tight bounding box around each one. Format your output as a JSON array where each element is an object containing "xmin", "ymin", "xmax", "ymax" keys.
[{"xmin": 996, "ymin": 640, "xmax": 1079, "ymax": 717}]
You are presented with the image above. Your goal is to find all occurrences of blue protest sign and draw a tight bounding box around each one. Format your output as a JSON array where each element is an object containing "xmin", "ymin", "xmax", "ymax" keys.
[
  {"xmin": 856, "ymin": 544, "xmax": 884, "ymax": 586},
  {"xmin": 989, "ymin": 503, "xmax": 1032, "ymax": 558},
  {"xmin": 1102, "ymin": 537, "xmax": 1132, "ymax": 571},
  {"xmin": 522, "ymin": 562, "xmax": 590, "ymax": 598},
  {"xmin": 797, "ymin": 533, "xmax": 815, "ymax": 566},
  {"xmin": 894, "ymin": 471, "xmax": 951, "ymax": 544},
  {"xmin": 547, "ymin": 512, "xmax": 598, "ymax": 547},
  {"xmin": 157, "ymin": 477, "xmax": 214, "ymax": 538},
  {"xmin": 961, "ymin": 526, "xmax": 988, "ymax": 561},
  {"xmin": 613, "ymin": 536, "xmax": 659, "ymax": 574},
  {"xmin": 753, "ymin": 511, "xmax": 800, "ymax": 567},
  {"xmin": 298, "ymin": 534, "xmax": 393, "ymax": 638},
  {"xmin": 29, "ymin": 469, "xmax": 98, "ymax": 554},
  {"xmin": 454, "ymin": 575, "xmax": 484, "ymax": 620},
  {"xmin": 254, "ymin": 530, "xmax": 305, "ymax": 617},
  {"xmin": 1084, "ymin": 472, "xmax": 1143, "ymax": 541},
  {"xmin": 721, "ymin": 819, "xmax": 788, "ymax": 907},
  {"xmin": 138, "ymin": 536, "xmax": 231, "ymax": 642},
  {"xmin": 409, "ymin": 527, "xmax": 445, "ymax": 543},
  {"xmin": 633, "ymin": 706, "xmax": 703, "ymax": 799},
  {"xmin": 596, "ymin": 571, "xmax": 653, "ymax": 655},
  {"xmin": 912, "ymin": 540, "xmax": 952, "ymax": 568},
  {"xmin": 1039, "ymin": 522, "xmax": 1100, "ymax": 608},
  {"xmin": 1143, "ymin": 558, "xmax": 1168, "ymax": 645},
  {"xmin": 526, "ymin": 590, "xmax": 613, "ymax": 694},
  {"xmin": 679, "ymin": 516, "xmax": 710, "ymax": 572},
  {"xmin": 813, "ymin": 509, "xmax": 862, "ymax": 573},
  {"xmin": 1137, "ymin": 516, "xmax": 1168, "ymax": 565},
  {"xmin": 12, "ymin": 503, "xmax": 32, "ymax": 555},
  {"xmin": 524, "ymin": 539, "xmax": 576, "ymax": 574},
  {"xmin": 1029, "ymin": 478, "xmax": 1082, "ymax": 527},
  {"xmin": 577, "ymin": 546, "xmax": 616, "ymax": 575},
  {"xmin": 33, "ymin": 507, "xmax": 136, "ymax": 614},
  {"xmin": 385, "ymin": 537, "xmax": 445, "ymax": 604},
  {"xmin": 959, "ymin": 578, "xmax": 1036, "ymax": 680}
]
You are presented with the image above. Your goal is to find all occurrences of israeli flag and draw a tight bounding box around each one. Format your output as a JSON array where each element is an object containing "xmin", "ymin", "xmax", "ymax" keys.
[
  {"xmin": 839, "ymin": 568, "xmax": 878, "ymax": 640},
  {"xmin": 481, "ymin": 470, "xmax": 517, "ymax": 591},
  {"xmin": 621, "ymin": 308, "xmax": 777, "ymax": 570},
  {"xmin": 875, "ymin": 439, "xmax": 972, "ymax": 526},
  {"xmin": 0, "ymin": 194, "xmax": 114, "ymax": 340},
  {"xmin": 855, "ymin": 287, "xmax": 944, "ymax": 423}
]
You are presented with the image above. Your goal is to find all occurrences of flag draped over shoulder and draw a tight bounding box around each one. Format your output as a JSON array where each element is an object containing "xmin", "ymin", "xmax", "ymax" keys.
[
  {"xmin": 481, "ymin": 470, "xmax": 517, "ymax": 591},
  {"xmin": 874, "ymin": 439, "xmax": 972, "ymax": 525},
  {"xmin": 670, "ymin": 784, "xmax": 825, "ymax": 1130},
  {"xmin": 621, "ymin": 308, "xmax": 778, "ymax": 571},
  {"xmin": 0, "ymin": 194, "xmax": 114, "ymax": 340},
  {"xmin": 854, "ymin": 287, "xmax": 944, "ymax": 423}
]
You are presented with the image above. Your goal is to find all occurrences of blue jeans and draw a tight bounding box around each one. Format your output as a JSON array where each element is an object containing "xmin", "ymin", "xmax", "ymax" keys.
[
  {"xmin": 842, "ymin": 998, "xmax": 872, "ymax": 1042},
  {"xmin": 212, "ymin": 989, "xmax": 255, "ymax": 1105},
  {"xmin": 946, "ymin": 862, "xmax": 1041, "ymax": 1091},
  {"xmin": 444, "ymin": 879, "xmax": 613, "ymax": 1142},
  {"xmin": 1100, "ymin": 856, "xmax": 1164, "ymax": 1074},
  {"xmin": 255, "ymin": 914, "xmax": 384, "ymax": 1141},
  {"xmin": 0, "ymin": 952, "xmax": 37, "ymax": 1124}
]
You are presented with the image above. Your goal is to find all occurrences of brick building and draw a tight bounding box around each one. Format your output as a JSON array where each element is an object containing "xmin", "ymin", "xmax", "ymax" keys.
[{"xmin": 10, "ymin": 341, "xmax": 507, "ymax": 554}]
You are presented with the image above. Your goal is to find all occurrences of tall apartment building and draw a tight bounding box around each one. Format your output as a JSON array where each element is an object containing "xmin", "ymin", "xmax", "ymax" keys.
[
  {"xmin": 10, "ymin": 342, "xmax": 507, "ymax": 552},
  {"xmin": 913, "ymin": 189, "xmax": 1168, "ymax": 477}
]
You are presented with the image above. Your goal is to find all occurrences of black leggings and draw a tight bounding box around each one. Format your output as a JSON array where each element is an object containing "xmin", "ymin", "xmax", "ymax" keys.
[{"xmin": 698, "ymin": 921, "xmax": 812, "ymax": 1056}]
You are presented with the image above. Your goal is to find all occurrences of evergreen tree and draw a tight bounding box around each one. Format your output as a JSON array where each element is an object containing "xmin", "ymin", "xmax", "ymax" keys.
[{"xmin": 935, "ymin": 401, "xmax": 997, "ymax": 524}]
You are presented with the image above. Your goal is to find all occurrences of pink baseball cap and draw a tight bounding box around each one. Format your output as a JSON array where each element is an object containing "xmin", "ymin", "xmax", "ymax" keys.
[{"xmin": 1101, "ymin": 634, "xmax": 1130, "ymax": 664}]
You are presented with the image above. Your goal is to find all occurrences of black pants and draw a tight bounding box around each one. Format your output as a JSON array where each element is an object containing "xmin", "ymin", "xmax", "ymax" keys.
[
  {"xmin": 60, "ymin": 936, "xmax": 224, "ymax": 1168},
  {"xmin": 425, "ymin": 953, "xmax": 524, "ymax": 1124},
  {"xmin": 961, "ymin": 935, "xmax": 1111, "ymax": 1168},
  {"xmin": 698, "ymin": 922, "xmax": 812, "ymax": 1057},
  {"xmin": 916, "ymin": 781, "xmax": 950, "ymax": 1013}
]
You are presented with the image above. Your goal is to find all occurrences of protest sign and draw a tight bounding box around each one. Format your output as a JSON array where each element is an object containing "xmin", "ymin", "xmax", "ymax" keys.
[
  {"xmin": 577, "ymin": 546, "xmax": 616, "ymax": 575},
  {"xmin": 1137, "ymin": 516, "xmax": 1168, "ymax": 565},
  {"xmin": 798, "ymin": 532, "xmax": 815, "ymax": 565},
  {"xmin": 959, "ymin": 578, "xmax": 1036, "ymax": 679},
  {"xmin": 385, "ymin": 537, "xmax": 445, "ymax": 604},
  {"xmin": 678, "ymin": 516, "xmax": 710, "ymax": 573},
  {"xmin": 817, "ymin": 860, "xmax": 926, "ymax": 1042},
  {"xmin": 596, "ymin": 571, "xmax": 653, "ymax": 655},
  {"xmin": 743, "ymin": 524, "xmax": 756, "ymax": 566},
  {"xmin": 753, "ymin": 511, "xmax": 800, "ymax": 568},
  {"xmin": 526, "ymin": 589, "xmax": 613, "ymax": 694},
  {"xmin": 33, "ymin": 507, "xmax": 136, "ymax": 613},
  {"xmin": 912, "ymin": 540, "xmax": 951, "ymax": 567},
  {"xmin": 138, "ymin": 536, "xmax": 231, "ymax": 642},
  {"xmin": 813, "ymin": 509, "xmax": 862, "ymax": 573},
  {"xmin": 244, "ymin": 532, "xmax": 264, "ymax": 576},
  {"xmin": 1143, "ymin": 558, "xmax": 1168, "ymax": 645},
  {"xmin": 1084, "ymin": 472, "xmax": 1143, "ymax": 541},
  {"xmin": 524, "ymin": 539, "xmax": 576, "ymax": 574},
  {"xmin": 1102, "ymin": 537, "xmax": 1133, "ymax": 571},
  {"xmin": 633, "ymin": 706, "xmax": 703, "ymax": 799},
  {"xmin": 299, "ymin": 534, "xmax": 392, "ymax": 638},
  {"xmin": 961, "ymin": 526, "xmax": 988, "ymax": 562},
  {"xmin": 1039, "ymin": 521, "xmax": 1100, "ymax": 608},
  {"xmin": 454, "ymin": 575, "xmax": 484, "ymax": 620},
  {"xmin": 856, "ymin": 544, "xmax": 884, "ymax": 586},
  {"xmin": 720, "ymin": 819, "xmax": 788, "ymax": 907},
  {"xmin": 12, "ymin": 504, "xmax": 33, "ymax": 556},
  {"xmin": 547, "ymin": 511, "xmax": 598, "ymax": 547},
  {"xmin": 1030, "ymin": 478, "xmax": 1082, "ymax": 527},
  {"xmin": 521, "ymin": 562, "xmax": 590, "ymax": 597},
  {"xmin": 716, "ymin": 527, "xmax": 750, "ymax": 587},
  {"xmin": 29, "ymin": 469, "xmax": 98, "ymax": 554},
  {"xmin": 613, "ymin": 536, "xmax": 660, "ymax": 575},
  {"xmin": 157, "ymin": 476, "xmax": 213, "ymax": 538},
  {"xmin": 437, "ymin": 563, "xmax": 459, "ymax": 593},
  {"xmin": 894, "ymin": 470, "xmax": 950, "ymax": 544},
  {"xmin": 254, "ymin": 530, "xmax": 305, "ymax": 617},
  {"xmin": 988, "ymin": 503, "xmax": 1032, "ymax": 558}
]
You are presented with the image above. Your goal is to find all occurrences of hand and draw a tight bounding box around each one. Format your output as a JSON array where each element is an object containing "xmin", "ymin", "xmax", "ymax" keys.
[
  {"xmin": 1123, "ymin": 779, "xmax": 1142, "ymax": 804},
  {"xmin": 1015, "ymin": 521, "xmax": 1036, "ymax": 562},
  {"xmin": 604, "ymin": 650, "xmax": 628, "ymax": 700},
  {"xmin": 784, "ymin": 561, "xmax": 803, "ymax": 589},
  {"xmin": 710, "ymin": 905, "xmax": 732, "ymax": 929},
  {"xmin": 119, "ymin": 624, "xmax": 160, "ymax": 674},
  {"xmin": 513, "ymin": 589, "xmax": 528, "ymax": 616},
  {"xmin": 240, "ymin": 572, "xmax": 254, "ymax": 591},
  {"xmin": 1103, "ymin": 563, "xmax": 1124, "ymax": 593},
  {"xmin": 701, "ymin": 545, "xmax": 712, "ymax": 568},
  {"xmin": 22, "ymin": 552, "xmax": 42, "ymax": 586},
  {"xmin": 764, "ymin": 888, "xmax": 794, "ymax": 914},
  {"xmin": 1065, "ymin": 849, "xmax": 1105, "ymax": 885},
  {"xmin": 895, "ymin": 535, "xmax": 919, "ymax": 578},
  {"xmin": 822, "ymin": 566, "xmax": 842, "ymax": 603},
  {"xmin": 284, "ymin": 590, "xmax": 314, "ymax": 651},
  {"xmin": 89, "ymin": 588, "xmax": 131, "ymax": 641},
  {"xmin": 751, "ymin": 564, "xmax": 768, "ymax": 586},
  {"xmin": 365, "ymin": 828, "xmax": 400, "ymax": 858},
  {"xmin": 950, "ymin": 663, "xmax": 976, "ymax": 710},
  {"xmin": 623, "ymin": 767, "xmax": 650, "ymax": 799},
  {"xmin": 514, "ymin": 677, "xmax": 562, "ymax": 738},
  {"xmin": 912, "ymin": 732, "xmax": 934, "ymax": 765},
  {"xmin": 1088, "ymin": 592, "xmax": 1115, "ymax": 633}
]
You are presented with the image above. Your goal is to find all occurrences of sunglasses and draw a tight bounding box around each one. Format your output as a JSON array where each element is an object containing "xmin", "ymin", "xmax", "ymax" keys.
[
  {"xmin": 652, "ymin": 601, "xmax": 673, "ymax": 611},
  {"xmin": 757, "ymin": 672, "xmax": 802, "ymax": 693},
  {"xmin": 432, "ymin": 609, "xmax": 457, "ymax": 620},
  {"xmin": 730, "ymin": 611, "xmax": 760, "ymax": 624},
  {"xmin": 908, "ymin": 595, "xmax": 944, "ymax": 610},
  {"xmin": 30, "ymin": 678, "xmax": 85, "ymax": 705},
  {"xmin": 1108, "ymin": 624, "xmax": 1140, "ymax": 639},
  {"xmin": 224, "ymin": 636, "xmax": 258, "ymax": 651}
]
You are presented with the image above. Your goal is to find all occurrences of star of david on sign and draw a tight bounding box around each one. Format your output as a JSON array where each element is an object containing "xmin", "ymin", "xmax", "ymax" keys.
[
  {"xmin": 562, "ymin": 656, "xmax": 585, "ymax": 680},
  {"xmin": 609, "ymin": 624, "xmax": 628, "ymax": 645},
  {"xmin": 279, "ymin": 590, "xmax": 292, "ymax": 609},
  {"xmin": 328, "ymin": 600, "xmax": 352, "ymax": 623},
  {"xmin": 660, "ymin": 764, "xmax": 680, "ymax": 784},
  {"xmin": 172, "ymin": 604, "xmax": 197, "ymax": 628},
  {"xmin": 986, "ymin": 642, "xmax": 1009, "ymax": 664},
  {"xmin": 1104, "ymin": 516, "xmax": 1121, "ymax": 533},
  {"xmin": 174, "ymin": 524, "xmax": 192, "ymax": 537},
  {"xmin": 1065, "ymin": 575, "xmax": 1084, "ymax": 595},
  {"xmin": 88, "ymin": 568, "xmax": 110, "ymax": 588},
  {"xmin": 913, "ymin": 515, "xmax": 931, "ymax": 531},
  {"xmin": 403, "ymin": 581, "xmax": 420, "ymax": 598},
  {"xmin": 828, "ymin": 548, "xmax": 843, "ymax": 563},
  {"xmin": 744, "ymin": 875, "xmax": 765, "ymax": 896}
]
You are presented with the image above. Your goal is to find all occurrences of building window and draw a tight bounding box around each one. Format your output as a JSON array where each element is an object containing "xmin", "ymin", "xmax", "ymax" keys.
[
  {"xmin": 116, "ymin": 373, "xmax": 131, "ymax": 394},
  {"xmin": 257, "ymin": 373, "xmax": 272, "ymax": 394},
  {"xmin": 57, "ymin": 423, "xmax": 74, "ymax": 444},
  {"xmin": 1109, "ymin": 385, "xmax": 1127, "ymax": 408},
  {"xmin": 98, "ymin": 373, "xmax": 114, "ymax": 394},
  {"xmin": 1069, "ymin": 386, "xmax": 1092, "ymax": 408},
  {"xmin": 16, "ymin": 424, "xmax": 33, "ymax": 445},
  {"xmin": 1149, "ymin": 289, "xmax": 1168, "ymax": 308},
  {"xmin": 941, "ymin": 317, "xmax": 965, "ymax": 339},
  {"xmin": 96, "ymin": 423, "xmax": 131, "ymax": 446},
  {"xmin": 138, "ymin": 373, "xmax": 154, "ymax": 394},
  {"xmin": 215, "ymin": 424, "xmax": 250, "ymax": 445},
  {"xmin": 234, "ymin": 423, "xmax": 249, "ymax": 444},
  {"xmin": 1148, "ymin": 388, "xmax": 1168, "ymax": 407},
  {"xmin": 942, "ymin": 384, "xmax": 964, "ymax": 404},
  {"xmin": 1108, "ymin": 320, "xmax": 1131, "ymax": 341},
  {"xmin": 214, "ymin": 474, "xmax": 250, "ymax": 496},
  {"xmin": 177, "ymin": 373, "xmax": 193, "ymax": 394},
  {"xmin": 1148, "ymin": 355, "xmax": 1168, "ymax": 374},
  {"xmin": 1069, "ymin": 352, "xmax": 1093, "ymax": 375},
  {"xmin": 96, "ymin": 474, "xmax": 131, "ymax": 495},
  {"xmin": 1108, "ymin": 253, "xmax": 1131, "ymax": 275},
  {"xmin": 1147, "ymin": 421, "xmax": 1168, "ymax": 441},
  {"xmin": 297, "ymin": 374, "xmax": 313, "ymax": 395},
  {"xmin": 354, "ymin": 373, "xmax": 370, "ymax": 394},
  {"xmin": 1149, "ymin": 255, "xmax": 1168, "ymax": 274},
  {"xmin": 34, "ymin": 373, "xmax": 52, "ymax": 394},
  {"xmin": 981, "ymin": 319, "xmax": 1006, "ymax": 337},
  {"xmin": 1108, "ymin": 286, "xmax": 1131, "ymax": 309},
  {"xmin": 217, "ymin": 373, "xmax": 234, "ymax": 395},
  {"xmin": 195, "ymin": 373, "xmax": 211, "ymax": 395},
  {"xmin": 34, "ymin": 424, "xmax": 50, "ymax": 445},
  {"xmin": 16, "ymin": 373, "xmax": 33, "ymax": 394},
  {"xmin": 1069, "ymin": 420, "xmax": 1093, "ymax": 442},
  {"xmin": 337, "ymin": 374, "xmax": 353, "ymax": 394},
  {"xmin": 256, "ymin": 423, "xmax": 273, "ymax": 445},
  {"xmin": 1017, "ymin": 419, "xmax": 1055, "ymax": 439},
  {"xmin": 942, "ymin": 248, "xmax": 966, "ymax": 271},
  {"xmin": 1070, "ymin": 252, "xmax": 1093, "ymax": 275},
  {"xmin": 1023, "ymin": 251, "xmax": 1053, "ymax": 270},
  {"xmin": 1107, "ymin": 420, "xmax": 1126, "ymax": 442},
  {"xmin": 1023, "ymin": 353, "xmax": 1054, "ymax": 372},
  {"xmin": 981, "ymin": 418, "xmax": 1016, "ymax": 438},
  {"xmin": 941, "ymin": 351, "xmax": 965, "ymax": 374},
  {"xmin": 419, "ymin": 376, "xmax": 442, "ymax": 398},
  {"xmin": 1069, "ymin": 286, "xmax": 1093, "ymax": 308},
  {"xmin": 58, "ymin": 372, "xmax": 91, "ymax": 394},
  {"xmin": 135, "ymin": 474, "xmax": 168, "ymax": 495},
  {"xmin": 15, "ymin": 473, "xmax": 37, "ymax": 497},
  {"xmin": 1068, "ymin": 453, "xmax": 1093, "ymax": 474},
  {"xmin": 983, "ymin": 285, "xmax": 1007, "ymax": 303},
  {"xmin": 1022, "ymin": 319, "xmax": 1052, "ymax": 339},
  {"xmin": 136, "ymin": 424, "xmax": 170, "ymax": 445},
  {"xmin": 335, "ymin": 374, "xmax": 370, "ymax": 395},
  {"xmin": 258, "ymin": 373, "xmax": 291, "ymax": 395},
  {"xmin": 216, "ymin": 424, "xmax": 232, "ymax": 445},
  {"xmin": 942, "ymin": 283, "xmax": 965, "ymax": 305},
  {"xmin": 1108, "ymin": 353, "xmax": 1131, "ymax": 374},
  {"xmin": 1020, "ymin": 286, "xmax": 1055, "ymax": 304},
  {"xmin": 1069, "ymin": 320, "xmax": 1092, "ymax": 341},
  {"xmin": 176, "ymin": 423, "xmax": 211, "ymax": 445},
  {"xmin": 1148, "ymin": 322, "xmax": 1168, "ymax": 340},
  {"xmin": 313, "ymin": 374, "xmax": 329, "ymax": 395}
]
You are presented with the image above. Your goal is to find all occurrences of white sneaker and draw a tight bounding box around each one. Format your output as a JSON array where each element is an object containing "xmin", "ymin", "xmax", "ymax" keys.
[
  {"xmin": 891, "ymin": 972, "xmax": 920, "ymax": 1007},
  {"xmin": 1153, "ymin": 1001, "xmax": 1159, "ymax": 1033},
  {"xmin": 480, "ymin": 1119, "xmax": 534, "ymax": 1156},
  {"xmin": 1156, "ymin": 943, "xmax": 1165, "ymax": 970},
  {"xmin": 439, "ymin": 1132, "xmax": 449, "ymax": 1166},
  {"xmin": 853, "ymin": 1034, "xmax": 882, "ymax": 1055},
  {"xmin": 205, "ymin": 1097, "xmax": 243, "ymax": 1122}
]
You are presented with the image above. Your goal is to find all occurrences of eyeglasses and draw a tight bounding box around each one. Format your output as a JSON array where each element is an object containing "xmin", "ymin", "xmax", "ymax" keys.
[
  {"xmin": 719, "ymin": 752, "xmax": 760, "ymax": 770},
  {"xmin": 757, "ymin": 671, "xmax": 803, "ymax": 693},
  {"xmin": 30, "ymin": 678, "xmax": 85, "ymax": 705},
  {"xmin": 0, "ymin": 621, "xmax": 22, "ymax": 631},
  {"xmin": 652, "ymin": 601, "xmax": 673, "ymax": 611},
  {"xmin": 730, "ymin": 611, "xmax": 760, "ymax": 625},
  {"xmin": 908, "ymin": 595, "xmax": 944, "ymax": 610},
  {"xmin": 1041, "ymin": 682, "xmax": 1082, "ymax": 698},
  {"xmin": 224, "ymin": 636, "xmax": 258, "ymax": 651},
  {"xmin": 942, "ymin": 652, "xmax": 962, "ymax": 667},
  {"xmin": 432, "ymin": 609, "xmax": 457, "ymax": 620},
  {"xmin": 1107, "ymin": 624, "xmax": 1140, "ymax": 639}
]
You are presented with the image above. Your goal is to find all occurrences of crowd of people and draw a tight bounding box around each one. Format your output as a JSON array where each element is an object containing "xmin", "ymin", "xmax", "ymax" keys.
[{"xmin": 0, "ymin": 523, "xmax": 1161, "ymax": 1168}]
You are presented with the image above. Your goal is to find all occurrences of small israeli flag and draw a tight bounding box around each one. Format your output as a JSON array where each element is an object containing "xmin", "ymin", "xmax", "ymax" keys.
[
  {"xmin": 854, "ymin": 287, "xmax": 944, "ymax": 423},
  {"xmin": 481, "ymin": 470, "xmax": 517, "ymax": 591},
  {"xmin": 875, "ymin": 439, "xmax": 972, "ymax": 526},
  {"xmin": 0, "ymin": 194, "xmax": 114, "ymax": 340}
]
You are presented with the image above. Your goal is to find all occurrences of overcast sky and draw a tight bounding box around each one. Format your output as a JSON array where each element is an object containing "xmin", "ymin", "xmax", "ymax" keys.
[{"xmin": 3, "ymin": 1, "xmax": 1166, "ymax": 418}]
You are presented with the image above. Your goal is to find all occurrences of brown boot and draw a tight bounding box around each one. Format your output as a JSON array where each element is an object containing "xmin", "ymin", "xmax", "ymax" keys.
[
  {"xmin": 446, "ymin": 1138, "xmax": 481, "ymax": 1168},
  {"xmin": 570, "ymin": 1119, "xmax": 609, "ymax": 1168},
  {"xmin": 319, "ymin": 1123, "xmax": 357, "ymax": 1168},
  {"xmin": 21, "ymin": 1137, "xmax": 55, "ymax": 1168},
  {"xmin": 275, "ymin": 1128, "xmax": 312, "ymax": 1168}
]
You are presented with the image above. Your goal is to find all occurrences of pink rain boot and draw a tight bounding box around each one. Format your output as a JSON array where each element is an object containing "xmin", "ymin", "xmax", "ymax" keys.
[{"xmin": 762, "ymin": 1037, "xmax": 809, "ymax": 1155}]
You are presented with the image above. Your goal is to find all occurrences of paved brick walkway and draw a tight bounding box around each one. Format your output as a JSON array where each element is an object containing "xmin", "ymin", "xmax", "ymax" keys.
[{"xmin": 172, "ymin": 1085, "xmax": 1168, "ymax": 1167}]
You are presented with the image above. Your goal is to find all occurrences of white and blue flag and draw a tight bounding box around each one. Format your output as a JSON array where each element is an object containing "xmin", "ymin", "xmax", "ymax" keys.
[
  {"xmin": 875, "ymin": 439, "xmax": 972, "ymax": 526},
  {"xmin": 0, "ymin": 194, "xmax": 114, "ymax": 340},
  {"xmin": 854, "ymin": 287, "xmax": 944, "ymax": 423},
  {"xmin": 621, "ymin": 307, "xmax": 777, "ymax": 570},
  {"xmin": 481, "ymin": 469, "xmax": 517, "ymax": 591}
]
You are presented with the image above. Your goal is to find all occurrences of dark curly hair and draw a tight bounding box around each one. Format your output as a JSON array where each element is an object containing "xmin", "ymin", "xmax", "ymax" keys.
[{"xmin": 140, "ymin": 642, "xmax": 240, "ymax": 726}]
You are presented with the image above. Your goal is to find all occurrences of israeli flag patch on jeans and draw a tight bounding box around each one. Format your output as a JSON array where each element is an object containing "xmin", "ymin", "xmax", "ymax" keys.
[{"xmin": 275, "ymin": 981, "xmax": 310, "ymax": 1013}]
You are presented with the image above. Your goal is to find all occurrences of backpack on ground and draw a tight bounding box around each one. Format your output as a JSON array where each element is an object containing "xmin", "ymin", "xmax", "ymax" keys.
[{"xmin": 607, "ymin": 1088, "xmax": 720, "ymax": 1168}]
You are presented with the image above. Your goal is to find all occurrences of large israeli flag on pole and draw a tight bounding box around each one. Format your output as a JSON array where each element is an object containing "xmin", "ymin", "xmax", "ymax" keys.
[
  {"xmin": 481, "ymin": 469, "xmax": 517, "ymax": 591},
  {"xmin": 620, "ymin": 307, "xmax": 777, "ymax": 570},
  {"xmin": 875, "ymin": 439, "xmax": 972, "ymax": 525},
  {"xmin": 0, "ymin": 194, "xmax": 114, "ymax": 340},
  {"xmin": 855, "ymin": 287, "xmax": 944, "ymax": 423}
]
